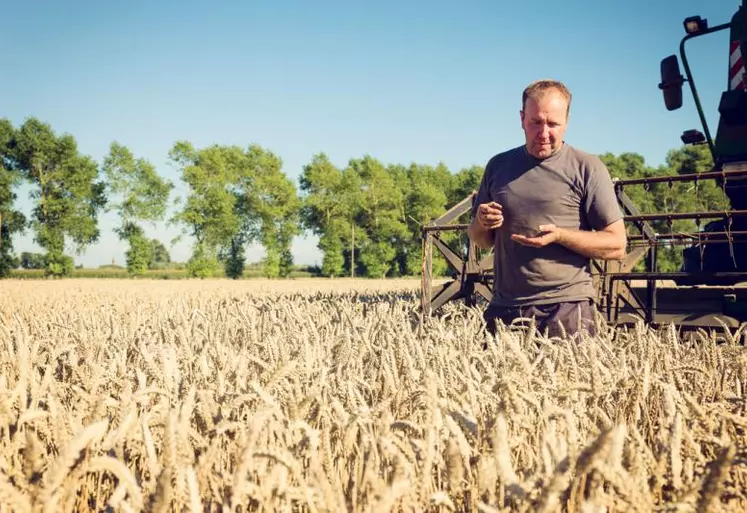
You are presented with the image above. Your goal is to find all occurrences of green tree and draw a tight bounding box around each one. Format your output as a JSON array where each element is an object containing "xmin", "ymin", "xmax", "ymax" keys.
[
  {"xmin": 666, "ymin": 144, "xmax": 715, "ymax": 175},
  {"xmin": 169, "ymin": 142, "xmax": 247, "ymax": 277},
  {"xmin": 449, "ymin": 164, "xmax": 490, "ymax": 276},
  {"xmin": 222, "ymin": 237, "xmax": 246, "ymax": 279},
  {"xmin": 656, "ymin": 145, "xmax": 727, "ymax": 272},
  {"xmin": 187, "ymin": 241, "xmax": 219, "ymax": 278},
  {"xmin": 10, "ymin": 118, "xmax": 106, "ymax": 277},
  {"xmin": 241, "ymin": 145, "xmax": 301, "ymax": 278},
  {"xmin": 338, "ymin": 166, "xmax": 365, "ymax": 277},
  {"xmin": 123, "ymin": 224, "xmax": 151, "ymax": 275},
  {"xmin": 664, "ymin": 144, "xmax": 725, "ymax": 212},
  {"xmin": 102, "ymin": 142, "xmax": 173, "ymax": 276},
  {"xmin": 350, "ymin": 156, "xmax": 408, "ymax": 278},
  {"xmin": 399, "ymin": 162, "xmax": 452, "ymax": 276},
  {"xmin": 148, "ymin": 239, "xmax": 170, "ymax": 269},
  {"xmin": 601, "ymin": 146, "xmax": 727, "ymax": 272},
  {"xmin": 300, "ymin": 153, "xmax": 359, "ymax": 277},
  {"xmin": 19, "ymin": 252, "xmax": 46, "ymax": 270},
  {"xmin": 171, "ymin": 142, "xmax": 300, "ymax": 278},
  {"xmin": 0, "ymin": 119, "xmax": 27, "ymax": 277},
  {"xmin": 449, "ymin": 164, "xmax": 484, "ymax": 207},
  {"xmin": 301, "ymin": 156, "xmax": 484, "ymax": 278}
]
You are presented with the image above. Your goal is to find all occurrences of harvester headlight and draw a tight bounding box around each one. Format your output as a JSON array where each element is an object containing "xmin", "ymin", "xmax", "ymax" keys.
[{"xmin": 684, "ymin": 16, "xmax": 708, "ymax": 34}]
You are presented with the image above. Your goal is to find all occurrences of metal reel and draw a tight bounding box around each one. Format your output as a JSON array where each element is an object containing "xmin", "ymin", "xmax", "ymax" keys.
[{"xmin": 420, "ymin": 193, "xmax": 494, "ymax": 316}]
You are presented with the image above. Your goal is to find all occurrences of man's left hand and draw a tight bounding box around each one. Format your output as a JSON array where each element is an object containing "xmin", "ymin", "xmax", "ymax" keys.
[{"xmin": 511, "ymin": 224, "xmax": 564, "ymax": 248}]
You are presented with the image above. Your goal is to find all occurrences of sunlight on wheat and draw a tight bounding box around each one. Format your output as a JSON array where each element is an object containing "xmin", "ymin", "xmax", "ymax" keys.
[{"xmin": 0, "ymin": 278, "xmax": 746, "ymax": 512}]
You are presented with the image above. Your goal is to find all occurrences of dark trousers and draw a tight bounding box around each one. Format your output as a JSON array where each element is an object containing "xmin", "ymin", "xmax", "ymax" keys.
[{"xmin": 483, "ymin": 299, "xmax": 598, "ymax": 339}]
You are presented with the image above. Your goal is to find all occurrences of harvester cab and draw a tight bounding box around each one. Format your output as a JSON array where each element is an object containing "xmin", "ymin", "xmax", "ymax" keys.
[
  {"xmin": 659, "ymin": 4, "xmax": 747, "ymax": 163},
  {"xmin": 656, "ymin": 1, "xmax": 747, "ymax": 284}
]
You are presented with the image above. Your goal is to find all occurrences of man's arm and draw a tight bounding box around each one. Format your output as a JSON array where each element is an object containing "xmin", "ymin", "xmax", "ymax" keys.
[
  {"xmin": 467, "ymin": 217, "xmax": 495, "ymax": 249},
  {"xmin": 567, "ymin": 157, "xmax": 627, "ymax": 260},
  {"xmin": 468, "ymin": 157, "xmax": 501, "ymax": 249},
  {"xmin": 554, "ymin": 219, "xmax": 627, "ymax": 260},
  {"xmin": 511, "ymin": 219, "xmax": 627, "ymax": 260},
  {"xmin": 468, "ymin": 201, "xmax": 503, "ymax": 249}
]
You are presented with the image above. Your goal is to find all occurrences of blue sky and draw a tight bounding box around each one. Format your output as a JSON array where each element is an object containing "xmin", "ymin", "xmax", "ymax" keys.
[{"xmin": 1, "ymin": 0, "xmax": 738, "ymax": 267}]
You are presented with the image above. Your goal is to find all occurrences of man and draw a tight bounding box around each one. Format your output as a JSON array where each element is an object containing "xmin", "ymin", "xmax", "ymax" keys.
[{"xmin": 468, "ymin": 79, "xmax": 626, "ymax": 338}]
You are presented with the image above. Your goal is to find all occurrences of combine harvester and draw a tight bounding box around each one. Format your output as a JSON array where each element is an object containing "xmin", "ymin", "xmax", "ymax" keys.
[{"xmin": 421, "ymin": 1, "xmax": 747, "ymax": 332}]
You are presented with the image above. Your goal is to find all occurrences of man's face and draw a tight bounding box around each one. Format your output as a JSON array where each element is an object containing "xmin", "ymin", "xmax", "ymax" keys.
[{"xmin": 520, "ymin": 89, "xmax": 569, "ymax": 159}]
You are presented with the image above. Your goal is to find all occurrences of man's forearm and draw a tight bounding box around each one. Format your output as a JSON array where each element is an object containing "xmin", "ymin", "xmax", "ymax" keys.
[
  {"xmin": 556, "ymin": 228, "xmax": 626, "ymax": 260},
  {"xmin": 468, "ymin": 220, "xmax": 495, "ymax": 249}
]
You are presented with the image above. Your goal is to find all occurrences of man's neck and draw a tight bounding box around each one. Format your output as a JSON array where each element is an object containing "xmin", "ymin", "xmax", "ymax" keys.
[{"xmin": 525, "ymin": 141, "xmax": 565, "ymax": 160}]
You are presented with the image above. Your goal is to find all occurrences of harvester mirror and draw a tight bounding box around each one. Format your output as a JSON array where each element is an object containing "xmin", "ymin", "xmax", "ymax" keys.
[{"xmin": 659, "ymin": 55, "xmax": 684, "ymax": 111}]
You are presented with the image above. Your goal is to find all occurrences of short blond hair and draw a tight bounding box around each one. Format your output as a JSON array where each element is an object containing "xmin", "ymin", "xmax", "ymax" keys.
[{"xmin": 522, "ymin": 79, "xmax": 572, "ymax": 115}]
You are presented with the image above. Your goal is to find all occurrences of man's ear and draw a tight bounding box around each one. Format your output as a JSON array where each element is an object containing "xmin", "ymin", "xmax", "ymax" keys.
[{"xmin": 519, "ymin": 110, "xmax": 525, "ymax": 123}]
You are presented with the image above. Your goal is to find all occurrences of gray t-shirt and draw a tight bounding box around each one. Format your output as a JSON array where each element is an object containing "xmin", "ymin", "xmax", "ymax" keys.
[{"xmin": 471, "ymin": 143, "xmax": 622, "ymax": 307}]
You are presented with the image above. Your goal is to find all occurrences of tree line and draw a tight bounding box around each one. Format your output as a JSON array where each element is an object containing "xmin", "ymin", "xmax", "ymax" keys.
[{"xmin": 0, "ymin": 116, "xmax": 729, "ymax": 279}]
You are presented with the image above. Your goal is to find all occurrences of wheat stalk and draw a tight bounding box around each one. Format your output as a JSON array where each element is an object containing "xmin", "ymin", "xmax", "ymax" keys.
[{"xmin": 0, "ymin": 280, "xmax": 746, "ymax": 512}]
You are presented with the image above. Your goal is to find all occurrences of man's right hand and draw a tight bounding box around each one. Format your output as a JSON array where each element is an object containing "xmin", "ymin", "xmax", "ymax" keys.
[{"xmin": 476, "ymin": 201, "xmax": 503, "ymax": 229}]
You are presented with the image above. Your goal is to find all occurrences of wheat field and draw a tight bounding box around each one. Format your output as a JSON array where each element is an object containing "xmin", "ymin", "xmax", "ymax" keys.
[{"xmin": 1, "ymin": 278, "xmax": 746, "ymax": 512}]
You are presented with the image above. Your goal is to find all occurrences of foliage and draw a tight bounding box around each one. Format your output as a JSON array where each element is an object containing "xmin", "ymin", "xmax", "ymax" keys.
[
  {"xmin": 169, "ymin": 142, "xmax": 245, "ymax": 251},
  {"xmin": 44, "ymin": 252, "xmax": 74, "ymax": 278},
  {"xmin": 6, "ymin": 117, "xmax": 106, "ymax": 277},
  {"xmin": 102, "ymin": 142, "xmax": 173, "ymax": 276},
  {"xmin": 223, "ymin": 237, "xmax": 245, "ymax": 279},
  {"xmin": 601, "ymin": 144, "xmax": 725, "ymax": 272},
  {"xmin": 187, "ymin": 242, "xmax": 220, "ymax": 278},
  {"xmin": 242, "ymin": 145, "xmax": 301, "ymax": 278},
  {"xmin": 299, "ymin": 153, "xmax": 361, "ymax": 277},
  {"xmin": 19, "ymin": 251, "xmax": 45, "ymax": 270},
  {"xmin": 300, "ymin": 154, "xmax": 488, "ymax": 278},
  {"xmin": 0, "ymin": 119, "xmax": 27, "ymax": 277},
  {"xmin": 148, "ymin": 238, "xmax": 170, "ymax": 269},
  {"xmin": 171, "ymin": 142, "xmax": 301, "ymax": 279},
  {"xmin": 124, "ymin": 225, "xmax": 151, "ymax": 276}
]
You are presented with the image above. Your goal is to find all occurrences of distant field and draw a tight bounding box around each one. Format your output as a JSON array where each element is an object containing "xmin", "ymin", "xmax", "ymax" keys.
[
  {"xmin": 1, "ymin": 278, "xmax": 745, "ymax": 511},
  {"xmin": 8, "ymin": 267, "xmax": 319, "ymax": 280},
  {"xmin": 3, "ymin": 276, "xmax": 425, "ymax": 294}
]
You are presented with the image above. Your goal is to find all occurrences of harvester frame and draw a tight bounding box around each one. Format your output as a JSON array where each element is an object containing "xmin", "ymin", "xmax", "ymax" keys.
[{"xmin": 421, "ymin": 3, "xmax": 747, "ymax": 331}]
